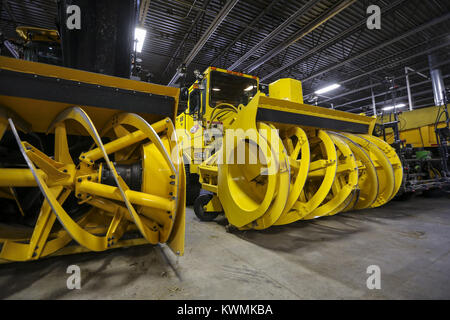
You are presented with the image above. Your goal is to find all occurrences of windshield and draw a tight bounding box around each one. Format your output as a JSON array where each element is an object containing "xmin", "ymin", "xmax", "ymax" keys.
[{"xmin": 210, "ymin": 71, "xmax": 258, "ymax": 108}]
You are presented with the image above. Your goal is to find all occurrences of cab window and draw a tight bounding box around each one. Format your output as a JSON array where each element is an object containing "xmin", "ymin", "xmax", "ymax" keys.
[
  {"xmin": 189, "ymin": 89, "xmax": 201, "ymax": 116},
  {"xmin": 209, "ymin": 71, "xmax": 257, "ymax": 108}
]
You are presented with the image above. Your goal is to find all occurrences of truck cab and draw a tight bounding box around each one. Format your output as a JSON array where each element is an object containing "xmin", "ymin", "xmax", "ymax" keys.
[{"xmin": 175, "ymin": 67, "xmax": 259, "ymax": 204}]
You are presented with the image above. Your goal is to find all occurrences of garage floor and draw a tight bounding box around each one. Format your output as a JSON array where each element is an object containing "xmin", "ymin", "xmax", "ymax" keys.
[{"xmin": 1, "ymin": 196, "xmax": 449, "ymax": 299}]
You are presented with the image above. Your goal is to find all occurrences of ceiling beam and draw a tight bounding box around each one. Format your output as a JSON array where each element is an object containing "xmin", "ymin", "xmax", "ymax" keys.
[
  {"xmin": 245, "ymin": 0, "xmax": 357, "ymax": 73},
  {"xmin": 317, "ymin": 43, "xmax": 450, "ymax": 104},
  {"xmin": 167, "ymin": 0, "xmax": 240, "ymax": 86},
  {"xmin": 339, "ymin": 73, "xmax": 450, "ymax": 112},
  {"xmin": 2, "ymin": 0, "xmax": 16, "ymax": 29},
  {"xmin": 139, "ymin": 0, "xmax": 151, "ymax": 26},
  {"xmin": 161, "ymin": 0, "xmax": 211, "ymax": 78},
  {"xmin": 227, "ymin": 0, "xmax": 322, "ymax": 71},
  {"xmin": 209, "ymin": 0, "xmax": 280, "ymax": 67},
  {"xmin": 293, "ymin": 12, "xmax": 450, "ymax": 84}
]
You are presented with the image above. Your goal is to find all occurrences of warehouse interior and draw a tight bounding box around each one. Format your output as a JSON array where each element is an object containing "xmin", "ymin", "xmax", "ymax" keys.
[{"xmin": 0, "ymin": 0, "xmax": 449, "ymax": 300}]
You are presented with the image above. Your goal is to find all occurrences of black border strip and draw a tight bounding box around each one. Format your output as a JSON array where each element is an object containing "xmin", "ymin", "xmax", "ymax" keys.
[
  {"xmin": 0, "ymin": 69, "xmax": 175, "ymax": 116},
  {"xmin": 256, "ymin": 107, "xmax": 369, "ymax": 133}
]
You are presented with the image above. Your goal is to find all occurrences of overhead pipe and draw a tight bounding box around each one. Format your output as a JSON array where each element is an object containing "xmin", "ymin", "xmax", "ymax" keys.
[
  {"xmin": 405, "ymin": 66, "xmax": 429, "ymax": 111},
  {"xmin": 168, "ymin": 0, "xmax": 239, "ymax": 86},
  {"xmin": 348, "ymin": 89, "xmax": 433, "ymax": 114},
  {"xmin": 337, "ymin": 74, "xmax": 450, "ymax": 110},
  {"xmin": 259, "ymin": 0, "xmax": 408, "ymax": 81},
  {"xmin": 370, "ymin": 79, "xmax": 376, "ymax": 116},
  {"xmin": 318, "ymin": 57, "xmax": 450, "ymax": 105},
  {"xmin": 245, "ymin": 0, "xmax": 357, "ymax": 73},
  {"xmin": 209, "ymin": 0, "xmax": 279, "ymax": 67},
  {"xmin": 263, "ymin": 12, "xmax": 450, "ymax": 83},
  {"xmin": 227, "ymin": 0, "xmax": 322, "ymax": 71},
  {"xmin": 317, "ymin": 39, "xmax": 450, "ymax": 103},
  {"xmin": 428, "ymin": 53, "xmax": 446, "ymax": 106},
  {"xmin": 161, "ymin": 0, "xmax": 211, "ymax": 78},
  {"xmin": 316, "ymin": 49, "xmax": 450, "ymax": 107},
  {"xmin": 348, "ymin": 74, "xmax": 450, "ymax": 114}
]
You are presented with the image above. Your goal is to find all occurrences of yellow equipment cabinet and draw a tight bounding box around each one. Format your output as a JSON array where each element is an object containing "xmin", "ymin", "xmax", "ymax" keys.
[
  {"xmin": 176, "ymin": 67, "xmax": 402, "ymax": 229},
  {"xmin": 376, "ymin": 105, "xmax": 450, "ymax": 194},
  {"xmin": 0, "ymin": 56, "xmax": 186, "ymax": 262},
  {"xmin": 378, "ymin": 105, "xmax": 447, "ymax": 148}
]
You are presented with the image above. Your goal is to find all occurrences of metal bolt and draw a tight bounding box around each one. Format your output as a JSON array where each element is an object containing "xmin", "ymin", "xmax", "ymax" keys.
[
  {"xmin": 77, "ymin": 193, "xmax": 81, "ymax": 197},
  {"xmin": 87, "ymin": 176, "xmax": 92, "ymax": 181},
  {"xmin": 78, "ymin": 178, "xmax": 82, "ymax": 182}
]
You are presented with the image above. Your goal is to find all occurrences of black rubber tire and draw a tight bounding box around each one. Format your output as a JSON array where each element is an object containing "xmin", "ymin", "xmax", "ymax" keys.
[
  {"xmin": 394, "ymin": 191, "xmax": 414, "ymax": 201},
  {"xmin": 185, "ymin": 163, "xmax": 201, "ymax": 206},
  {"xmin": 194, "ymin": 193, "xmax": 219, "ymax": 222},
  {"xmin": 422, "ymin": 188, "xmax": 446, "ymax": 198}
]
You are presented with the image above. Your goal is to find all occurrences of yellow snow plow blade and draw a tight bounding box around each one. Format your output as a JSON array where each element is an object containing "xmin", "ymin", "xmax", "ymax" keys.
[{"xmin": 0, "ymin": 57, "xmax": 185, "ymax": 262}]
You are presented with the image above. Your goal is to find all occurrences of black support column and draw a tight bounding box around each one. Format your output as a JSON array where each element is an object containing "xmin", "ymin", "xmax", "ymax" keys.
[{"xmin": 57, "ymin": 0, "xmax": 137, "ymax": 78}]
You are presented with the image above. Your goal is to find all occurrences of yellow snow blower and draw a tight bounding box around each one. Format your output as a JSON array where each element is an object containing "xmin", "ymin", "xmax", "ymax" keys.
[
  {"xmin": 0, "ymin": 56, "xmax": 185, "ymax": 262},
  {"xmin": 176, "ymin": 67, "xmax": 402, "ymax": 229}
]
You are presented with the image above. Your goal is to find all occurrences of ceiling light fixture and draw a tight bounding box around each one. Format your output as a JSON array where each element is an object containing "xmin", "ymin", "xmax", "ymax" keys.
[
  {"xmin": 315, "ymin": 83, "xmax": 341, "ymax": 95},
  {"xmin": 382, "ymin": 103, "xmax": 406, "ymax": 111},
  {"xmin": 134, "ymin": 27, "xmax": 147, "ymax": 53}
]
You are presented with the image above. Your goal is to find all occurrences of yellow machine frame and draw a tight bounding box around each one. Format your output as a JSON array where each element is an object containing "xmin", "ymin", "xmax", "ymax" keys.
[
  {"xmin": 0, "ymin": 56, "xmax": 185, "ymax": 263},
  {"xmin": 176, "ymin": 67, "xmax": 401, "ymax": 230},
  {"xmin": 378, "ymin": 105, "xmax": 447, "ymax": 148}
]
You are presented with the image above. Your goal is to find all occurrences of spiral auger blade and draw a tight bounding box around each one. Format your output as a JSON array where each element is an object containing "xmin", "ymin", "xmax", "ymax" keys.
[
  {"xmin": 209, "ymin": 94, "xmax": 403, "ymax": 231},
  {"xmin": 274, "ymin": 129, "xmax": 338, "ymax": 225},
  {"xmin": 0, "ymin": 106, "xmax": 185, "ymax": 262},
  {"xmin": 241, "ymin": 122, "xmax": 290, "ymax": 230}
]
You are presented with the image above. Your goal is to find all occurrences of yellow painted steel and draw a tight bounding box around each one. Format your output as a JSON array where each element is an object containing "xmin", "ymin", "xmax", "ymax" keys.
[
  {"xmin": 378, "ymin": 105, "xmax": 447, "ymax": 148},
  {"xmin": 0, "ymin": 58, "xmax": 185, "ymax": 262},
  {"xmin": 177, "ymin": 69, "xmax": 401, "ymax": 230},
  {"xmin": 16, "ymin": 26, "xmax": 60, "ymax": 43}
]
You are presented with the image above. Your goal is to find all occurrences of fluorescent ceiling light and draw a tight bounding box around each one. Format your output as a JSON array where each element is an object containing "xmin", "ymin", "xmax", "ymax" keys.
[
  {"xmin": 134, "ymin": 27, "xmax": 147, "ymax": 53},
  {"xmin": 382, "ymin": 103, "xmax": 406, "ymax": 111},
  {"xmin": 315, "ymin": 83, "xmax": 341, "ymax": 95},
  {"xmin": 244, "ymin": 85, "xmax": 254, "ymax": 91},
  {"xmin": 212, "ymin": 88, "xmax": 221, "ymax": 91}
]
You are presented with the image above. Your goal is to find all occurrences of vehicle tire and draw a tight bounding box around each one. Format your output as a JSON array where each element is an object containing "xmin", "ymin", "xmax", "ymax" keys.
[
  {"xmin": 422, "ymin": 188, "xmax": 446, "ymax": 198},
  {"xmin": 194, "ymin": 193, "xmax": 219, "ymax": 222},
  {"xmin": 185, "ymin": 163, "xmax": 201, "ymax": 206}
]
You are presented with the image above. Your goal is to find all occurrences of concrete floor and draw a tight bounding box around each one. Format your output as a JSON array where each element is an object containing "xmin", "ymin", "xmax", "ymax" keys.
[{"xmin": 1, "ymin": 196, "xmax": 449, "ymax": 299}]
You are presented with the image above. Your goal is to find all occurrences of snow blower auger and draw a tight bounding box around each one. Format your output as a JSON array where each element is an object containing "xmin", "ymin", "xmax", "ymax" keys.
[
  {"xmin": 0, "ymin": 57, "xmax": 185, "ymax": 262},
  {"xmin": 176, "ymin": 67, "xmax": 402, "ymax": 230}
]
